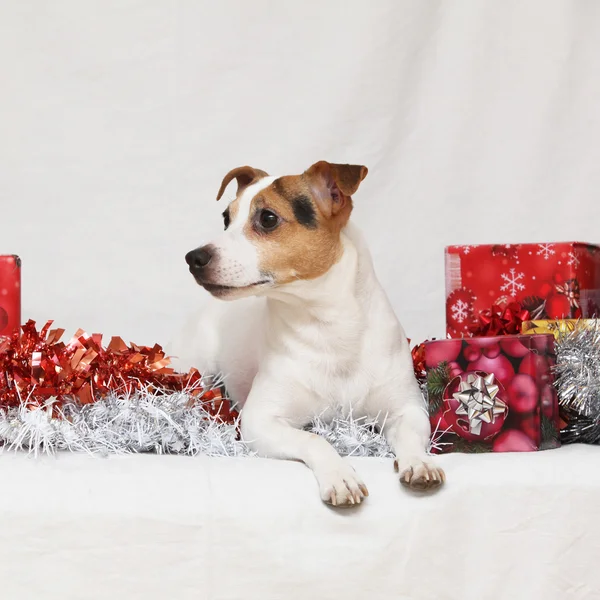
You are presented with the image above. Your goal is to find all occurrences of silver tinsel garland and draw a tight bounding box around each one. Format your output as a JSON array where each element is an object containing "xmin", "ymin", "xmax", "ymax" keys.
[
  {"xmin": 554, "ymin": 321, "xmax": 600, "ymax": 444},
  {"xmin": 0, "ymin": 383, "xmax": 394, "ymax": 458},
  {"xmin": 8, "ymin": 316, "xmax": 599, "ymax": 456}
]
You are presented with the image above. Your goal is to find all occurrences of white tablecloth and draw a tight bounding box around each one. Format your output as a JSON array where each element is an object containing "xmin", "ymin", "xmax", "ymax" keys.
[{"xmin": 0, "ymin": 446, "xmax": 598, "ymax": 600}]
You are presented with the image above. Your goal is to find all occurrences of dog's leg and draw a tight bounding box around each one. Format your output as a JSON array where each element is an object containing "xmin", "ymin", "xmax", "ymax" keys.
[
  {"xmin": 241, "ymin": 390, "xmax": 369, "ymax": 507},
  {"xmin": 378, "ymin": 382, "xmax": 446, "ymax": 492}
]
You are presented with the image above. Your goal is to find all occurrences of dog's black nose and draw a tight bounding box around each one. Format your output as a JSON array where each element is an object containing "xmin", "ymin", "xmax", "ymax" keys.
[{"xmin": 185, "ymin": 246, "xmax": 213, "ymax": 270}]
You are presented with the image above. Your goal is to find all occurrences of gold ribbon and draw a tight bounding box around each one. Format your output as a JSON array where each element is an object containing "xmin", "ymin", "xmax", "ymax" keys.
[{"xmin": 521, "ymin": 319, "xmax": 598, "ymax": 338}]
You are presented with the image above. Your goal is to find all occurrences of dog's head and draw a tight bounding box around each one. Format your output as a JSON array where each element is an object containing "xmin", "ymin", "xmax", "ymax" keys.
[{"xmin": 185, "ymin": 161, "xmax": 368, "ymax": 300}]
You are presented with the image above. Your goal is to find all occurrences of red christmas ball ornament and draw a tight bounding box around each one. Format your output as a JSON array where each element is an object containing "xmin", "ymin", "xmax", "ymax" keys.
[
  {"xmin": 425, "ymin": 340, "xmax": 462, "ymax": 368},
  {"xmin": 506, "ymin": 374, "xmax": 539, "ymax": 414},
  {"xmin": 499, "ymin": 338, "xmax": 531, "ymax": 358},
  {"xmin": 527, "ymin": 334, "xmax": 552, "ymax": 354},
  {"xmin": 467, "ymin": 338, "xmax": 501, "ymax": 359},
  {"xmin": 519, "ymin": 353, "xmax": 549, "ymax": 379},
  {"xmin": 446, "ymin": 288, "xmax": 476, "ymax": 335},
  {"xmin": 545, "ymin": 293, "xmax": 571, "ymax": 319},
  {"xmin": 443, "ymin": 372, "xmax": 508, "ymax": 442},
  {"xmin": 492, "ymin": 429, "xmax": 537, "ymax": 452},
  {"xmin": 539, "ymin": 282, "xmax": 553, "ymax": 298},
  {"xmin": 468, "ymin": 354, "xmax": 515, "ymax": 386},
  {"xmin": 540, "ymin": 384, "xmax": 558, "ymax": 419},
  {"xmin": 448, "ymin": 361, "xmax": 463, "ymax": 378},
  {"xmin": 482, "ymin": 342, "xmax": 501, "ymax": 359},
  {"xmin": 430, "ymin": 409, "xmax": 451, "ymax": 434},
  {"xmin": 518, "ymin": 415, "xmax": 541, "ymax": 446},
  {"xmin": 463, "ymin": 343, "xmax": 482, "ymax": 362}
]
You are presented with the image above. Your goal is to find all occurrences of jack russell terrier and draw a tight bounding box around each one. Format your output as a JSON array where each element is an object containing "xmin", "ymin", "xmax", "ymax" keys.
[{"xmin": 175, "ymin": 161, "xmax": 445, "ymax": 507}]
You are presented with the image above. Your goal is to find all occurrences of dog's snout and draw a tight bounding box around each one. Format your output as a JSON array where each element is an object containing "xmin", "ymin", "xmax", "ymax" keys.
[{"xmin": 185, "ymin": 246, "xmax": 213, "ymax": 271}]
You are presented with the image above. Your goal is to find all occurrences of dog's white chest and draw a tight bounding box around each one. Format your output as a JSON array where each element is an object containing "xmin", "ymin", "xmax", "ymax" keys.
[{"xmin": 260, "ymin": 296, "xmax": 391, "ymax": 415}]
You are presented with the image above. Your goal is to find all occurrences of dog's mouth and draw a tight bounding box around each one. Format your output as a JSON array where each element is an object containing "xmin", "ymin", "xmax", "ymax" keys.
[{"xmin": 198, "ymin": 280, "xmax": 272, "ymax": 296}]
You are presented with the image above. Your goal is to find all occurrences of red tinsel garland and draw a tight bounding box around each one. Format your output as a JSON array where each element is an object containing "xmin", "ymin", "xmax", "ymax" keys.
[{"xmin": 0, "ymin": 320, "xmax": 236, "ymax": 423}]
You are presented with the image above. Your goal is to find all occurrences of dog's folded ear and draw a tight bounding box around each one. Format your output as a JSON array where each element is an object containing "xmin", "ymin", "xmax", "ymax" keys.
[
  {"xmin": 305, "ymin": 161, "xmax": 368, "ymax": 218},
  {"xmin": 216, "ymin": 166, "xmax": 269, "ymax": 201}
]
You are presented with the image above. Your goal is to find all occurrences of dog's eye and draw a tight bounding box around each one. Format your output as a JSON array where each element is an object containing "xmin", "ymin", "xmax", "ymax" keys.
[
  {"xmin": 223, "ymin": 209, "xmax": 230, "ymax": 230},
  {"xmin": 258, "ymin": 210, "xmax": 279, "ymax": 231}
]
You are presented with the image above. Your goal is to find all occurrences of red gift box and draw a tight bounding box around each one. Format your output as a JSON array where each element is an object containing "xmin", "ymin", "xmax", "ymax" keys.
[
  {"xmin": 424, "ymin": 334, "xmax": 560, "ymax": 454},
  {"xmin": 445, "ymin": 242, "xmax": 600, "ymax": 338},
  {"xmin": 0, "ymin": 255, "xmax": 21, "ymax": 338}
]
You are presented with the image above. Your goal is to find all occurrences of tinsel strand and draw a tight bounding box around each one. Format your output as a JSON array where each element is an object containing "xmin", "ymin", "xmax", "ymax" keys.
[
  {"xmin": 554, "ymin": 321, "xmax": 600, "ymax": 444},
  {"xmin": 0, "ymin": 384, "xmax": 397, "ymax": 458}
]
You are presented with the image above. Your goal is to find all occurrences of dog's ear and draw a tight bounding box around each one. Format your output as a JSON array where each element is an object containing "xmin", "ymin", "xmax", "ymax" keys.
[
  {"xmin": 216, "ymin": 166, "xmax": 269, "ymax": 201},
  {"xmin": 304, "ymin": 161, "xmax": 368, "ymax": 218}
]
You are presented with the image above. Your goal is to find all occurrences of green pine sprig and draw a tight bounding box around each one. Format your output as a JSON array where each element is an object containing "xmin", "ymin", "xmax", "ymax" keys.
[{"xmin": 426, "ymin": 361, "xmax": 451, "ymax": 415}]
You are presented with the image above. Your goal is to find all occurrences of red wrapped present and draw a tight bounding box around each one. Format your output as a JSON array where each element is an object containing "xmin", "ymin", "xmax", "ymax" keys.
[
  {"xmin": 445, "ymin": 242, "xmax": 600, "ymax": 338},
  {"xmin": 0, "ymin": 255, "xmax": 21, "ymax": 338},
  {"xmin": 424, "ymin": 334, "xmax": 561, "ymax": 453}
]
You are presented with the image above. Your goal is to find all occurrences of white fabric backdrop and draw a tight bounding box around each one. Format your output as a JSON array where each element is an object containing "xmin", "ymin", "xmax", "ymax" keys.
[{"xmin": 2, "ymin": 0, "xmax": 600, "ymax": 346}]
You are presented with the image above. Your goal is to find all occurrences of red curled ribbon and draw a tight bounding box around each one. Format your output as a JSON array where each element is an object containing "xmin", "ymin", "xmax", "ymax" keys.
[{"xmin": 475, "ymin": 301, "xmax": 530, "ymax": 337}]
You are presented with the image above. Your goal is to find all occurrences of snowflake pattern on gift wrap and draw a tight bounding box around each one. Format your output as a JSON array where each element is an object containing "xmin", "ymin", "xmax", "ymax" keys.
[
  {"xmin": 450, "ymin": 299, "xmax": 469, "ymax": 323},
  {"xmin": 537, "ymin": 243, "xmax": 555, "ymax": 260},
  {"xmin": 567, "ymin": 251, "xmax": 581, "ymax": 268},
  {"xmin": 462, "ymin": 246, "xmax": 472, "ymax": 255},
  {"xmin": 500, "ymin": 268, "xmax": 525, "ymax": 296}
]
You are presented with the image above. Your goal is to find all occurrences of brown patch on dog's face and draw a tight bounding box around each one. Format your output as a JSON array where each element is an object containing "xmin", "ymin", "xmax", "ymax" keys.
[{"xmin": 242, "ymin": 162, "xmax": 368, "ymax": 285}]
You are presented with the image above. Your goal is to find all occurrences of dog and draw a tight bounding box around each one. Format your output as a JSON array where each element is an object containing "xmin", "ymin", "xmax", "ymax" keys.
[{"xmin": 174, "ymin": 161, "xmax": 445, "ymax": 506}]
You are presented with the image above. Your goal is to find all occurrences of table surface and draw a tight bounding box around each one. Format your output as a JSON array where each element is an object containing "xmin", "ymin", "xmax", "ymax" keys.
[{"xmin": 0, "ymin": 445, "xmax": 598, "ymax": 600}]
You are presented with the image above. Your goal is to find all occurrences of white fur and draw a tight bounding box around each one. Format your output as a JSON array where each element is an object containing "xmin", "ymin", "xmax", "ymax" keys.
[{"xmin": 172, "ymin": 180, "xmax": 444, "ymax": 505}]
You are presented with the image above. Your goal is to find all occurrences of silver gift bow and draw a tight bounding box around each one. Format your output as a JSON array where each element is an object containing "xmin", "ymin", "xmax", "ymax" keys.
[{"xmin": 452, "ymin": 373, "xmax": 507, "ymax": 436}]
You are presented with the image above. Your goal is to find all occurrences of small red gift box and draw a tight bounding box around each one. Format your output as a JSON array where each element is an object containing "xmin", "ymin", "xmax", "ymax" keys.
[
  {"xmin": 424, "ymin": 334, "xmax": 560, "ymax": 453},
  {"xmin": 0, "ymin": 255, "xmax": 21, "ymax": 338},
  {"xmin": 445, "ymin": 242, "xmax": 600, "ymax": 338}
]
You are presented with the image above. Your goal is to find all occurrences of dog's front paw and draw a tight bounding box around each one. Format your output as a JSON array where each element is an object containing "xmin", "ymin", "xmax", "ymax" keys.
[
  {"xmin": 394, "ymin": 458, "xmax": 445, "ymax": 492},
  {"xmin": 318, "ymin": 463, "xmax": 369, "ymax": 508}
]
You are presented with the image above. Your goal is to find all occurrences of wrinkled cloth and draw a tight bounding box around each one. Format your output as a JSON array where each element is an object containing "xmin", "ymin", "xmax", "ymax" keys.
[{"xmin": 0, "ymin": 446, "xmax": 598, "ymax": 599}]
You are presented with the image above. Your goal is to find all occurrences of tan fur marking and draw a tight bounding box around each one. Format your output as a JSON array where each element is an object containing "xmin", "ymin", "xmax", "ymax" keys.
[
  {"xmin": 242, "ymin": 175, "xmax": 353, "ymax": 284},
  {"xmin": 226, "ymin": 197, "xmax": 241, "ymax": 222},
  {"xmin": 304, "ymin": 161, "xmax": 368, "ymax": 218}
]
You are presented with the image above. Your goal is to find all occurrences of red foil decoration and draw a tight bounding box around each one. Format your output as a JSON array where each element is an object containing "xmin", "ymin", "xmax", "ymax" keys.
[
  {"xmin": 474, "ymin": 301, "xmax": 530, "ymax": 337},
  {"xmin": 0, "ymin": 320, "xmax": 236, "ymax": 423},
  {"xmin": 411, "ymin": 342, "xmax": 427, "ymax": 382}
]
